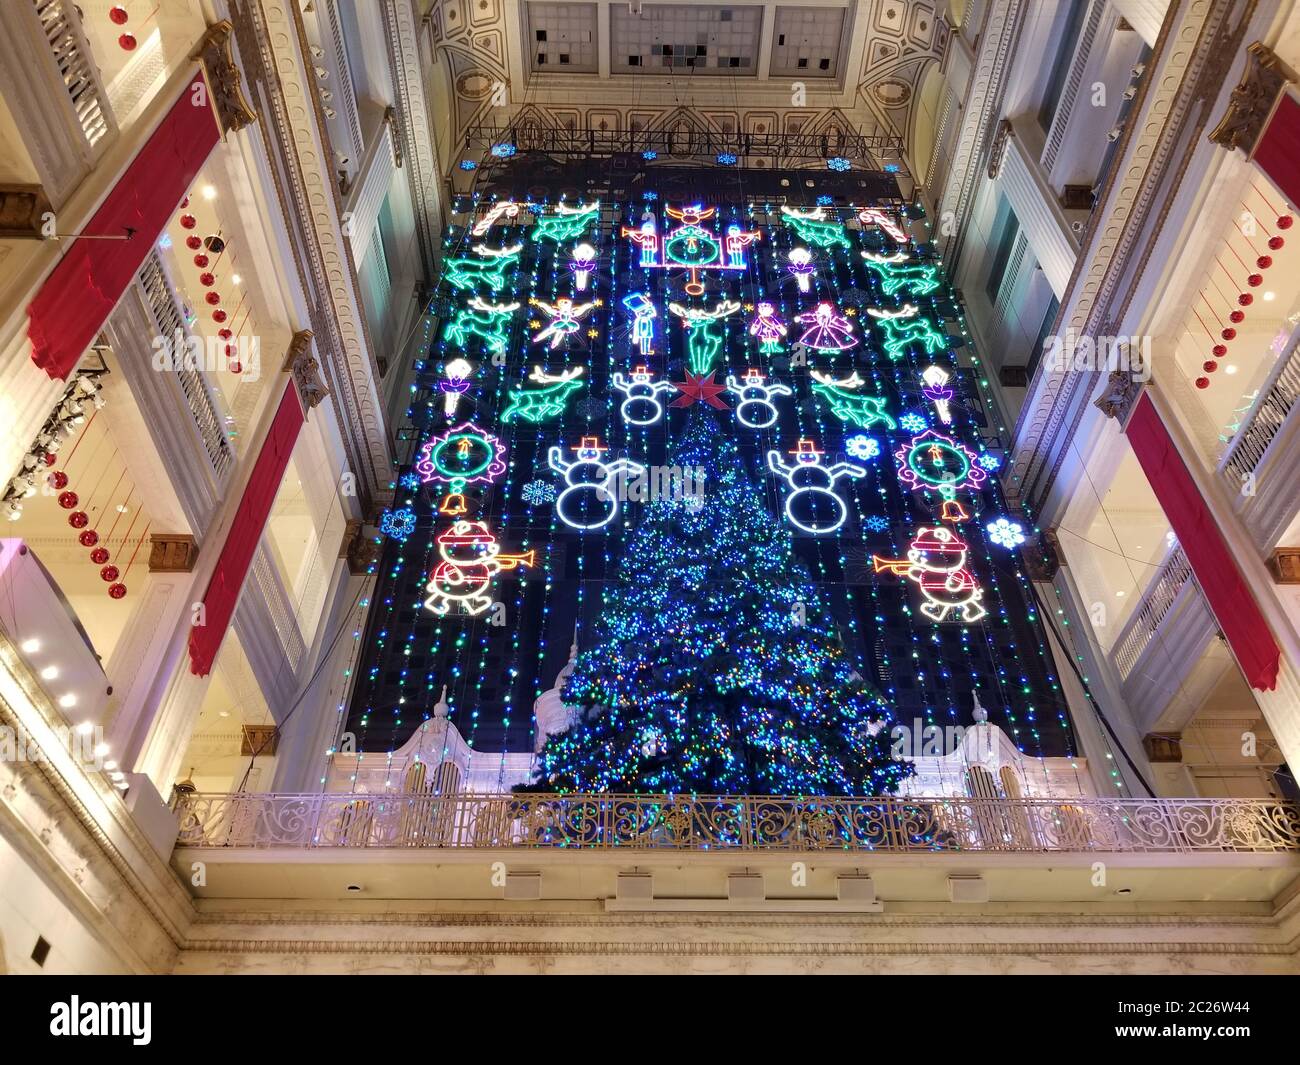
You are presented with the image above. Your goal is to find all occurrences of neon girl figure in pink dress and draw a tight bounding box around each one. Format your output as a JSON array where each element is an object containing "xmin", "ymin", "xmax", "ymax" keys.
[{"xmin": 794, "ymin": 301, "xmax": 857, "ymax": 352}]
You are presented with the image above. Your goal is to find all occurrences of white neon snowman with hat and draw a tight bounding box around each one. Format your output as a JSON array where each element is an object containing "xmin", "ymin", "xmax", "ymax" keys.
[
  {"xmin": 548, "ymin": 436, "xmax": 645, "ymax": 530},
  {"xmin": 766, "ymin": 437, "xmax": 865, "ymax": 535},
  {"xmin": 611, "ymin": 365, "xmax": 675, "ymax": 426},
  {"xmin": 725, "ymin": 368, "xmax": 792, "ymax": 429}
]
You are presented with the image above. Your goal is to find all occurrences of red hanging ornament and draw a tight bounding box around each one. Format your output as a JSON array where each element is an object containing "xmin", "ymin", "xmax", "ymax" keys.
[
  {"xmin": 1221, "ymin": 327, "xmax": 1236, "ymax": 341},
  {"xmin": 48, "ymin": 471, "xmax": 69, "ymax": 490},
  {"xmin": 179, "ymin": 213, "xmax": 197, "ymax": 230},
  {"xmin": 186, "ymin": 234, "xmax": 203, "ymax": 250},
  {"xmin": 1238, "ymin": 292, "xmax": 1253, "ymax": 306},
  {"xmin": 218, "ymin": 328, "xmax": 233, "ymax": 340},
  {"xmin": 109, "ymin": 6, "xmax": 129, "ymax": 25},
  {"xmin": 57, "ymin": 490, "xmax": 79, "ymax": 509},
  {"xmin": 1213, "ymin": 343, "xmax": 1228, "ymax": 356},
  {"xmin": 1268, "ymin": 235, "xmax": 1285, "ymax": 250},
  {"xmin": 1195, "ymin": 376, "xmax": 1210, "ymax": 389},
  {"xmin": 180, "ymin": 196, "xmax": 190, "ymax": 209},
  {"xmin": 204, "ymin": 291, "xmax": 221, "ymax": 306},
  {"xmin": 1229, "ymin": 310, "xmax": 1245, "ymax": 323},
  {"xmin": 119, "ymin": 33, "xmax": 137, "ymax": 50},
  {"xmin": 78, "ymin": 530, "xmax": 99, "ymax": 547},
  {"xmin": 212, "ymin": 309, "xmax": 228, "ymax": 323},
  {"xmin": 1257, "ymin": 254, "xmax": 1273, "ymax": 269},
  {"xmin": 1278, "ymin": 214, "xmax": 1293, "ymax": 229},
  {"xmin": 90, "ymin": 547, "xmax": 110, "ymax": 565},
  {"xmin": 100, "ymin": 565, "xmax": 120, "ymax": 582},
  {"xmin": 194, "ymin": 253, "xmax": 210, "ymax": 268},
  {"xmin": 199, "ymin": 272, "xmax": 215, "ymax": 287},
  {"xmin": 1247, "ymin": 273, "xmax": 1263, "ymax": 287},
  {"xmin": 228, "ymin": 360, "xmax": 243, "ymax": 375},
  {"xmin": 68, "ymin": 511, "xmax": 89, "ymax": 529},
  {"xmin": 44, "ymin": 452, "xmax": 57, "ymax": 466},
  {"xmin": 1203, "ymin": 360, "xmax": 1218, "ymax": 373},
  {"xmin": 108, "ymin": 583, "xmax": 127, "ymax": 600}
]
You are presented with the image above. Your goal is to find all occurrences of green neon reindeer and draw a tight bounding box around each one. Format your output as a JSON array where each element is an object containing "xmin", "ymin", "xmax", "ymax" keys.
[
  {"xmin": 500, "ymin": 366, "xmax": 586, "ymax": 423},
  {"xmin": 809, "ymin": 370, "xmax": 897, "ymax": 430},
  {"xmin": 442, "ymin": 297, "xmax": 520, "ymax": 354},
  {"xmin": 866, "ymin": 303, "xmax": 947, "ymax": 359},
  {"xmin": 668, "ymin": 299, "xmax": 741, "ymax": 375},
  {"xmin": 443, "ymin": 243, "xmax": 523, "ymax": 291}
]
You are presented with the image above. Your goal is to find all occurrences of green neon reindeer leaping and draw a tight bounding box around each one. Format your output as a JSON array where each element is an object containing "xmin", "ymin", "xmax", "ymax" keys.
[
  {"xmin": 866, "ymin": 303, "xmax": 947, "ymax": 359},
  {"xmin": 809, "ymin": 370, "xmax": 897, "ymax": 430},
  {"xmin": 443, "ymin": 243, "xmax": 524, "ymax": 291},
  {"xmin": 500, "ymin": 366, "xmax": 586, "ymax": 423},
  {"xmin": 442, "ymin": 296, "xmax": 520, "ymax": 354}
]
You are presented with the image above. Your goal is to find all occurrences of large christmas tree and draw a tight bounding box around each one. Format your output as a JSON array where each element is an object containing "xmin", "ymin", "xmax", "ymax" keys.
[{"xmin": 527, "ymin": 409, "xmax": 910, "ymax": 796}]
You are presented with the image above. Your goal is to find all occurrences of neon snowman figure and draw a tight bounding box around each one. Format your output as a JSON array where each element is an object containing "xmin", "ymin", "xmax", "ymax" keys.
[
  {"xmin": 766, "ymin": 438, "xmax": 865, "ymax": 535},
  {"xmin": 423, "ymin": 520, "xmax": 535, "ymax": 616},
  {"xmin": 725, "ymin": 368, "xmax": 792, "ymax": 429},
  {"xmin": 612, "ymin": 365, "xmax": 675, "ymax": 426},
  {"xmin": 548, "ymin": 436, "xmax": 646, "ymax": 531},
  {"xmin": 872, "ymin": 525, "xmax": 987, "ymax": 624}
]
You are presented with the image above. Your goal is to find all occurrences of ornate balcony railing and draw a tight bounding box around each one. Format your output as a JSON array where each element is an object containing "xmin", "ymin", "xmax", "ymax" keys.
[
  {"xmin": 1111, "ymin": 545, "xmax": 1194, "ymax": 680},
  {"xmin": 1220, "ymin": 336, "xmax": 1300, "ymax": 486},
  {"xmin": 32, "ymin": 0, "xmax": 114, "ymax": 150},
  {"xmin": 174, "ymin": 792, "xmax": 1300, "ymax": 854}
]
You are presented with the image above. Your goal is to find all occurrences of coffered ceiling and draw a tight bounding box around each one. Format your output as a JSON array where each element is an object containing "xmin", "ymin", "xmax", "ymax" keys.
[{"xmin": 423, "ymin": 0, "xmax": 948, "ymax": 178}]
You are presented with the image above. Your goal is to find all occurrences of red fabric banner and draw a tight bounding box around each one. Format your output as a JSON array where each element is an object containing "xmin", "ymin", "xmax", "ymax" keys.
[
  {"xmin": 188, "ymin": 385, "xmax": 305, "ymax": 676},
  {"xmin": 1252, "ymin": 93, "xmax": 1300, "ymax": 210},
  {"xmin": 28, "ymin": 72, "xmax": 221, "ymax": 380},
  {"xmin": 1126, "ymin": 394, "xmax": 1280, "ymax": 691}
]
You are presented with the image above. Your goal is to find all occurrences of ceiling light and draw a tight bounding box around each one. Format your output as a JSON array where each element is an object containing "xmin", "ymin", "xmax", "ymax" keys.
[
  {"xmin": 201, "ymin": 184, "xmax": 217, "ymax": 201},
  {"xmin": 110, "ymin": 771, "xmax": 125, "ymax": 781},
  {"xmin": 116, "ymin": 503, "xmax": 130, "ymax": 513},
  {"xmin": 1115, "ymin": 591, "xmax": 1126, "ymax": 598},
  {"xmin": 40, "ymin": 666, "xmax": 59, "ymax": 680},
  {"xmin": 76, "ymin": 720, "xmax": 94, "ymax": 735},
  {"xmin": 218, "ymin": 710, "xmax": 230, "ymax": 717},
  {"xmin": 1225, "ymin": 364, "xmax": 1238, "ymax": 374},
  {"xmin": 1263, "ymin": 291, "xmax": 1275, "ymax": 301},
  {"xmin": 231, "ymin": 274, "xmax": 242, "ymax": 285},
  {"xmin": 104, "ymin": 760, "xmax": 118, "ymax": 771},
  {"xmin": 59, "ymin": 693, "xmax": 77, "ymax": 708},
  {"xmin": 94, "ymin": 743, "xmax": 110, "ymax": 758},
  {"xmin": 114, "ymin": 779, "xmax": 129, "ymax": 790},
  {"xmin": 20, "ymin": 638, "xmax": 41, "ymax": 653}
]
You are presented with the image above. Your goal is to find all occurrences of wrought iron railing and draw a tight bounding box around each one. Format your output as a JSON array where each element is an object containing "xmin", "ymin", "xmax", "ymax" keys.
[
  {"xmin": 32, "ymin": 0, "xmax": 114, "ymax": 149},
  {"xmin": 1220, "ymin": 336, "xmax": 1300, "ymax": 485},
  {"xmin": 1110, "ymin": 545, "xmax": 1194, "ymax": 680},
  {"xmin": 137, "ymin": 253, "xmax": 235, "ymax": 481},
  {"xmin": 173, "ymin": 792, "xmax": 1300, "ymax": 853}
]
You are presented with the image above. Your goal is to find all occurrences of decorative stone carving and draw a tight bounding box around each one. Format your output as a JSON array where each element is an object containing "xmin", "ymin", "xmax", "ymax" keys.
[
  {"xmin": 1093, "ymin": 369, "xmax": 1145, "ymax": 424},
  {"xmin": 284, "ymin": 329, "xmax": 329, "ymax": 412},
  {"xmin": 193, "ymin": 20, "xmax": 258, "ymax": 134},
  {"xmin": 148, "ymin": 534, "xmax": 198, "ymax": 573},
  {"xmin": 0, "ymin": 184, "xmax": 51, "ymax": 239},
  {"xmin": 1021, "ymin": 529, "xmax": 1062, "ymax": 582},
  {"xmin": 240, "ymin": 724, "xmax": 279, "ymax": 757},
  {"xmin": 987, "ymin": 119, "xmax": 1013, "ymax": 179},
  {"xmin": 1208, "ymin": 41, "xmax": 1290, "ymax": 153},
  {"xmin": 1268, "ymin": 547, "xmax": 1300, "ymax": 584},
  {"xmin": 341, "ymin": 519, "xmax": 382, "ymax": 576},
  {"xmin": 1142, "ymin": 733, "xmax": 1183, "ymax": 763}
]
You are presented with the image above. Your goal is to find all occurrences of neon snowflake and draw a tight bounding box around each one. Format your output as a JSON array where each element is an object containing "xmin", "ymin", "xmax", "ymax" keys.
[
  {"xmin": 717, "ymin": 152, "xmax": 738, "ymax": 165},
  {"xmin": 987, "ymin": 517, "xmax": 1026, "ymax": 548},
  {"xmin": 845, "ymin": 434, "xmax": 882, "ymax": 460},
  {"xmin": 379, "ymin": 508, "xmax": 417, "ymax": 542},
  {"xmin": 827, "ymin": 157, "xmax": 852, "ymax": 172},
  {"xmin": 398, "ymin": 472, "xmax": 419, "ymax": 490},
  {"xmin": 899, "ymin": 412, "xmax": 928, "ymax": 433},
  {"xmin": 458, "ymin": 159, "xmax": 477, "ymax": 171},
  {"xmin": 490, "ymin": 143, "xmax": 517, "ymax": 158},
  {"xmin": 864, "ymin": 515, "xmax": 890, "ymax": 533},
  {"xmin": 642, "ymin": 150, "xmax": 658, "ymax": 160},
  {"xmin": 977, "ymin": 453, "xmax": 1002, "ymax": 472},
  {"xmin": 816, "ymin": 194, "xmax": 834, "ymax": 206},
  {"xmin": 522, "ymin": 480, "xmax": 557, "ymax": 506}
]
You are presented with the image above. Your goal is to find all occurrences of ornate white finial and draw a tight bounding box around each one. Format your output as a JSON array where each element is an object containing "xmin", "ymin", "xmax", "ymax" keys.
[
  {"xmin": 971, "ymin": 691, "xmax": 988, "ymax": 724},
  {"xmin": 433, "ymin": 685, "xmax": 449, "ymax": 719}
]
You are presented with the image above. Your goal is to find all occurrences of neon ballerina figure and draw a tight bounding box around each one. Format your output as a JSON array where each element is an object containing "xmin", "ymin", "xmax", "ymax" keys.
[
  {"xmin": 748, "ymin": 301, "xmax": 789, "ymax": 353},
  {"xmin": 622, "ymin": 291, "xmax": 657, "ymax": 355},
  {"xmin": 530, "ymin": 296, "xmax": 599, "ymax": 350},
  {"xmin": 786, "ymin": 246, "xmax": 816, "ymax": 293},
  {"xmin": 795, "ymin": 301, "xmax": 857, "ymax": 352},
  {"xmin": 569, "ymin": 243, "xmax": 597, "ymax": 291}
]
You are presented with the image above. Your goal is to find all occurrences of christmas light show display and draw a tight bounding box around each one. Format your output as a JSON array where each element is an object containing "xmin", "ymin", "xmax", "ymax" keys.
[
  {"xmin": 725, "ymin": 369, "xmax": 792, "ymax": 429},
  {"xmin": 612, "ymin": 366, "xmax": 675, "ymax": 426},
  {"xmin": 349, "ymin": 189, "xmax": 1076, "ymax": 791},
  {"xmin": 548, "ymin": 436, "xmax": 645, "ymax": 531}
]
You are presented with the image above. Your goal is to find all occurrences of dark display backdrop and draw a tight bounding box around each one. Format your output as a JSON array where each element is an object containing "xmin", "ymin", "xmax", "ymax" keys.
[{"xmin": 346, "ymin": 179, "xmax": 1076, "ymax": 765}]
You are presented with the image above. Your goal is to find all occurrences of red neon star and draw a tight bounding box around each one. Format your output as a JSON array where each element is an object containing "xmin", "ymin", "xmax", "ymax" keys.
[{"xmin": 670, "ymin": 371, "xmax": 730, "ymax": 409}]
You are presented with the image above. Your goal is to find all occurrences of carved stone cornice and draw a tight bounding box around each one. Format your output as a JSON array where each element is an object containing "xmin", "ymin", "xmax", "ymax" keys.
[
  {"xmin": 227, "ymin": 0, "xmax": 396, "ymax": 511},
  {"xmin": 1208, "ymin": 40, "xmax": 1290, "ymax": 153},
  {"xmin": 193, "ymin": 20, "xmax": 258, "ymax": 135},
  {"xmin": 0, "ymin": 184, "xmax": 52, "ymax": 239},
  {"xmin": 936, "ymin": 0, "xmax": 1026, "ymax": 265},
  {"xmin": 381, "ymin": 0, "xmax": 443, "ymax": 272},
  {"xmin": 987, "ymin": 118, "xmax": 1012, "ymax": 179},
  {"xmin": 283, "ymin": 329, "xmax": 329, "ymax": 412},
  {"xmin": 148, "ymin": 533, "xmax": 199, "ymax": 573},
  {"xmin": 1007, "ymin": 0, "xmax": 1257, "ymax": 512}
]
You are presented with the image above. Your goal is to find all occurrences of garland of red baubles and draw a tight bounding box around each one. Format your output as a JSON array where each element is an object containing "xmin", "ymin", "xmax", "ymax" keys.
[
  {"xmin": 176, "ymin": 198, "xmax": 244, "ymax": 374},
  {"xmin": 1196, "ymin": 211, "xmax": 1292, "ymax": 390},
  {"xmin": 107, "ymin": 4, "xmax": 156, "ymax": 52}
]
